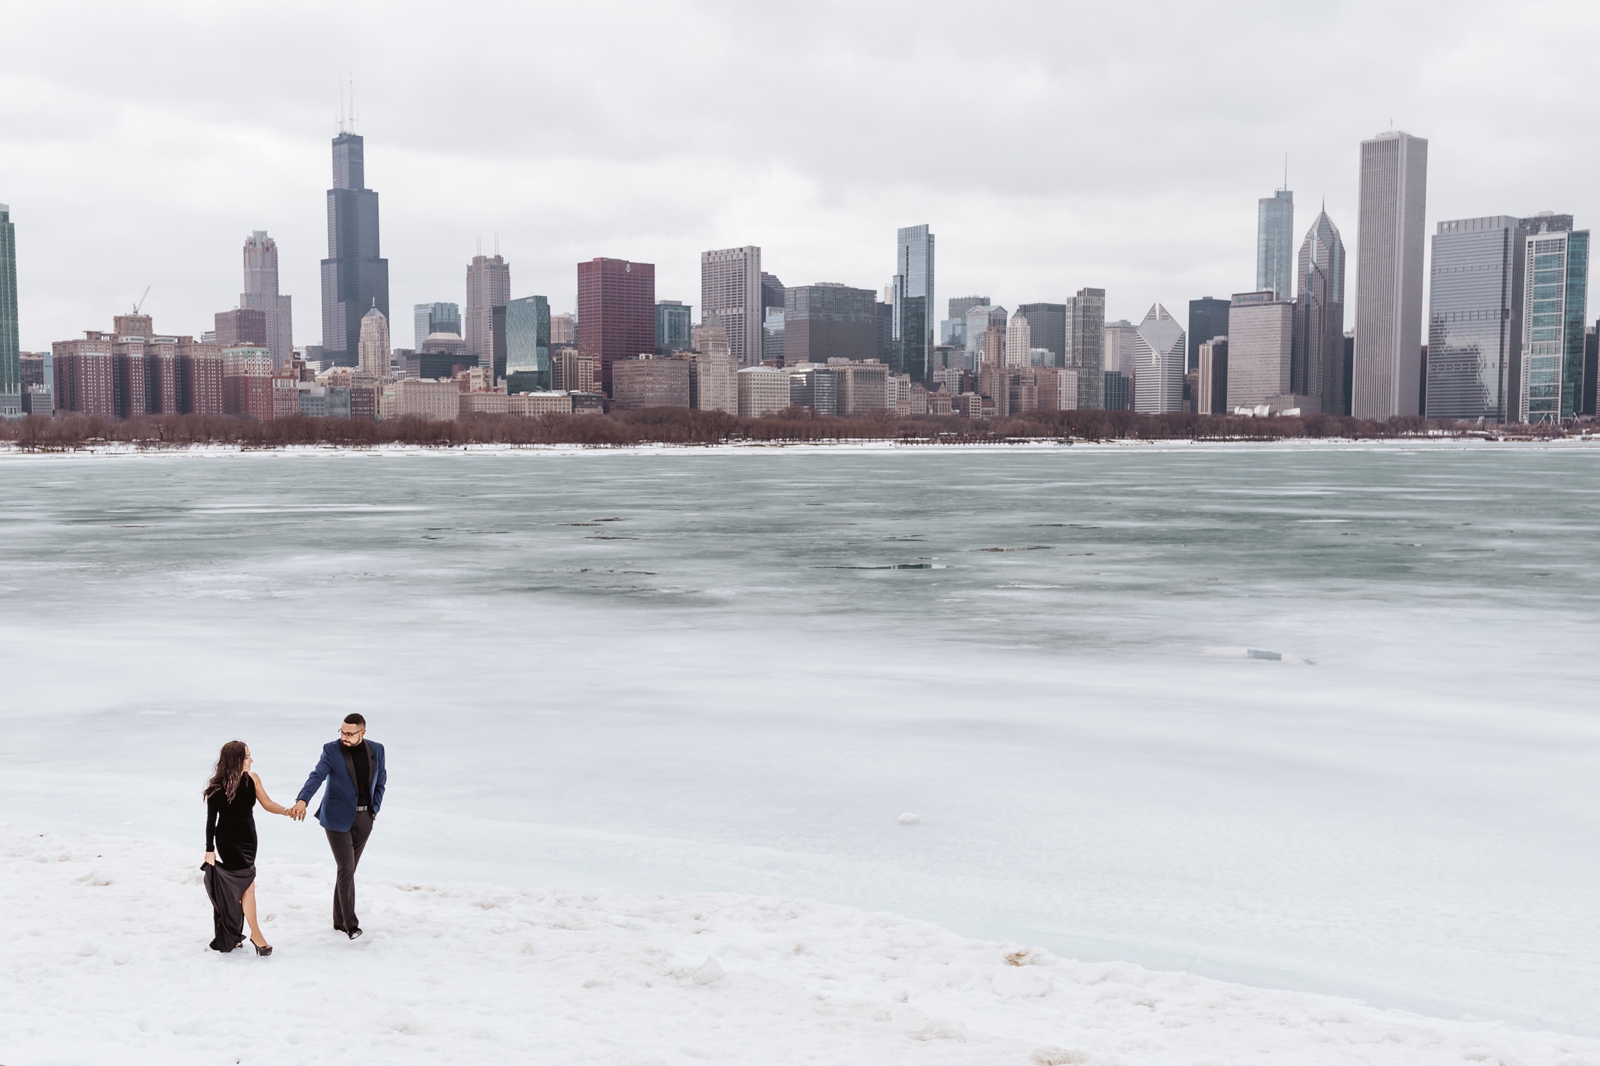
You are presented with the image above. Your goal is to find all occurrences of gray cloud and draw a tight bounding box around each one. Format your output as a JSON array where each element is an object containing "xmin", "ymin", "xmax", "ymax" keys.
[{"xmin": 3, "ymin": 0, "xmax": 1596, "ymax": 349}]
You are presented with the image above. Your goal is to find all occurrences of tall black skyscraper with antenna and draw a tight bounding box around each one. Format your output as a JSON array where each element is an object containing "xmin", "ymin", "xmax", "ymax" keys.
[{"xmin": 320, "ymin": 127, "xmax": 388, "ymax": 366}]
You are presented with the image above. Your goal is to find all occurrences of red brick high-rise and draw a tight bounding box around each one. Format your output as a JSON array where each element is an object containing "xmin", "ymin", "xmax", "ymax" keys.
[{"xmin": 576, "ymin": 258, "xmax": 655, "ymax": 395}]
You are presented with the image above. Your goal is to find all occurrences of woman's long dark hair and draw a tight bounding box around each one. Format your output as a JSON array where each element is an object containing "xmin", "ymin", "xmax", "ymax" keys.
[{"xmin": 204, "ymin": 741, "xmax": 249, "ymax": 802}]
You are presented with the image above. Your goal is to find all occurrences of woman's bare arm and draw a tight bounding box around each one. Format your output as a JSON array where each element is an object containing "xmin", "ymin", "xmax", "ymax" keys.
[{"xmin": 249, "ymin": 772, "xmax": 290, "ymax": 816}]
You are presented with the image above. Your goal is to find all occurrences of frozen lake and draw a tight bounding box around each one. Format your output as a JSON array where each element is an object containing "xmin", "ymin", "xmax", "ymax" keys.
[{"xmin": 3, "ymin": 441, "xmax": 1598, "ymax": 1034}]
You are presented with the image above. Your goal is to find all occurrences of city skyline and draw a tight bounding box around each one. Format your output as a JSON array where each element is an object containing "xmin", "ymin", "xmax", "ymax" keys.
[{"xmin": 4, "ymin": 2, "xmax": 1598, "ymax": 355}]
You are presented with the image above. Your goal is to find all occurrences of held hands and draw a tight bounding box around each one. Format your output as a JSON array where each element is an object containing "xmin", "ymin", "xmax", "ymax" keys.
[{"xmin": 286, "ymin": 801, "xmax": 308, "ymax": 822}]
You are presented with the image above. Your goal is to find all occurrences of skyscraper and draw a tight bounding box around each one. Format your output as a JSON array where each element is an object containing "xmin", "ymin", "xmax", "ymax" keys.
[
  {"xmin": 1187, "ymin": 297, "xmax": 1230, "ymax": 371},
  {"xmin": 656, "ymin": 301, "xmax": 692, "ymax": 354},
  {"xmin": 1352, "ymin": 130, "xmax": 1428, "ymax": 419},
  {"xmin": 1293, "ymin": 209, "xmax": 1346, "ymax": 410},
  {"xmin": 1425, "ymin": 215, "xmax": 1525, "ymax": 423},
  {"xmin": 1131, "ymin": 305, "xmax": 1186, "ymax": 414},
  {"xmin": 944, "ymin": 295, "xmax": 989, "ymax": 348},
  {"xmin": 0, "ymin": 204, "xmax": 19, "ymax": 417},
  {"xmin": 1258, "ymin": 187, "xmax": 1294, "ymax": 299},
  {"xmin": 357, "ymin": 305, "xmax": 390, "ymax": 378},
  {"xmin": 893, "ymin": 225, "xmax": 935, "ymax": 382},
  {"xmin": 784, "ymin": 284, "xmax": 878, "ymax": 364},
  {"xmin": 414, "ymin": 302, "xmax": 461, "ymax": 347},
  {"xmin": 320, "ymin": 131, "xmax": 389, "ymax": 366},
  {"xmin": 505, "ymin": 295, "xmax": 550, "ymax": 393},
  {"xmin": 1228, "ymin": 291, "xmax": 1294, "ymax": 409},
  {"xmin": 240, "ymin": 231, "xmax": 293, "ymax": 369},
  {"xmin": 1004, "ymin": 310, "xmax": 1032, "ymax": 367},
  {"xmin": 701, "ymin": 246, "xmax": 763, "ymax": 367},
  {"xmin": 1017, "ymin": 303, "xmax": 1067, "ymax": 366},
  {"xmin": 465, "ymin": 254, "xmax": 511, "ymax": 364},
  {"xmin": 1066, "ymin": 288, "xmax": 1106, "ymax": 409},
  {"xmin": 1516, "ymin": 214, "xmax": 1589, "ymax": 422},
  {"xmin": 577, "ymin": 257, "xmax": 655, "ymax": 394}
]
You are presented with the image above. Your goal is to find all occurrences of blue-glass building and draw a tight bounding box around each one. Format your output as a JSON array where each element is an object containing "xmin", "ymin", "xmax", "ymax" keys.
[
  {"xmin": 1517, "ymin": 214, "xmax": 1589, "ymax": 422},
  {"xmin": 655, "ymin": 300, "xmax": 692, "ymax": 354},
  {"xmin": 505, "ymin": 295, "xmax": 550, "ymax": 393},
  {"xmin": 0, "ymin": 203, "xmax": 18, "ymax": 417},
  {"xmin": 1425, "ymin": 216, "xmax": 1523, "ymax": 422},
  {"xmin": 893, "ymin": 225, "xmax": 935, "ymax": 382}
]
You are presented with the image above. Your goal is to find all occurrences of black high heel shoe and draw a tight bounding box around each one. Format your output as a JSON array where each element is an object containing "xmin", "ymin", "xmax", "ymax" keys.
[{"xmin": 254, "ymin": 942, "xmax": 273, "ymax": 957}]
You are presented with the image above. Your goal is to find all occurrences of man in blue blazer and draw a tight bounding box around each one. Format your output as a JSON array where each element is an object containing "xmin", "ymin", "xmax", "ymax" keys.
[{"xmin": 289, "ymin": 713, "xmax": 387, "ymax": 939}]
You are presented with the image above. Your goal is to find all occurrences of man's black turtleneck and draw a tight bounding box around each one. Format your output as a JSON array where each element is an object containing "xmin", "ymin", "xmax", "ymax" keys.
[{"xmin": 346, "ymin": 740, "xmax": 373, "ymax": 808}]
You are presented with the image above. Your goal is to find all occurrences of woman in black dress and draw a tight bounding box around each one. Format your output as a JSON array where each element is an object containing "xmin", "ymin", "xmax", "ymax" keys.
[{"xmin": 203, "ymin": 740, "xmax": 292, "ymax": 955}]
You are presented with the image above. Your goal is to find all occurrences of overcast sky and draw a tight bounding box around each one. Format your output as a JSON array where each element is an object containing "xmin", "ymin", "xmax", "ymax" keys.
[{"xmin": 5, "ymin": 0, "xmax": 1598, "ymax": 351}]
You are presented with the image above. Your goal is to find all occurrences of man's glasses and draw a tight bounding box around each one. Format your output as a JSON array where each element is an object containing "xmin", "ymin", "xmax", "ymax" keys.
[{"xmin": 340, "ymin": 729, "xmax": 363, "ymax": 738}]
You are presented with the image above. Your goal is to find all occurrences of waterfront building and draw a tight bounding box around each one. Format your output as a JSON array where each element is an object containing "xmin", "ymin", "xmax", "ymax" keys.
[
  {"xmin": 357, "ymin": 305, "xmax": 390, "ymax": 378},
  {"xmin": 1227, "ymin": 291, "xmax": 1294, "ymax": 409},
  {"xmin": 1293, "ymin": 209, "xmax": 1347, "ymax": 410},
  {"xmin": 892, "ymin": 225, "xmax": 936, "ymax": 382},
  {"xmin": 789, "ymin": 365, "xmax": 839, "ymax": 416},
  {"xmin": 551, "ymin": 313, "xmax": 575, "ymax": 346},
  {"xmin": 0, "ymin": 204, "xmax": 17, "ymax": 417},
  {"xmin": 1104, "ymin": 319, "xmax": 1140, "ymax": 383},
  {"xmin": 762, "ymin": 272, "xmax": 785, "ymax": 321},
  {"xmin": 1197, "ymin": 338, "xmax": 1228, "ymax": 414},
  {"xmin": 945, "ymin": 296, "xmax": 989, "ymax": 351},
  {"xmin": 505, "ymin": 295, "xmax": 551, "ymax": 393},
  {"xmin": 688, "ymin": 347, "xmax": 738, "ymax": 413},
  {"xmin": 1352, "ymin": 130, "xmax": 1428, "ymax": 418},
  {"xmin": 1018, "ymin": 303, "xmax": 1067, "ymax": 366},
  {"xmin": 240, "ymin": 231, "xmax": 293, "ymax": 369},
  {"xmin": 1131, "ymin": 305, "xmax": 1186, "ymax": 414},
  {"xmin": 464, "ymin": 254, "xmax": 510, "ymax": 366},
  {"xmin": 1516, "ymin": 214, "xmax": 1589, "ymax": 422},
  {"xmin": 1187, "ymin": 297, "xmax": 1230, "ymax": 372},
  {"xmin": 656, "ymin": 300, "xmax": 692, "ymax": 353},
  {"xmin": 1425, "ymin": 215, "xmax": 1525, "ymax": 422},
  {"xmin": 784, "ymin": 283, "xmax": 877, "ymax": 365},
  {"xmin": 763, "ymin": 308, "xmax": 785, "ymax": 364},
  {"xmin": 214, "ymin": 308, "xmax": 267, "ymax": 348},
  {"xmin": 1258, "ymin": 187, "xmax": 1294, "ymax": 299},
  {"xmin": 551, "ymin": 349, "xmax": 596, "ymax": 394},
  {"xmin": 701, "ymin": 246, "xmax": 764, "ymax": 368},
  {"xmin": 830, "ymin": 358, "xmax": 890, "ymax": 415},
  {"xmin": 379, "ymin": 377, "xmax": 460, "ymax": 421},
  {"xmin": 1004, "ymin": 310, "xmax": 1032, "ymax": 368},
  {"xmin": 577, "ymin": 257, "xmax": 655, "ymax": 394},
  {"xmin": 737, "ymin": 365, "xmax": 789, "ymax": 417},
  {"xmin": 223, "ymin": 345, "xmax": 274, "ymax": 420},
  {"xmin": 320, "ymin": 131, "xmax": 389, "ymax": 366},
  {"xmin": 1066, "ymin": 288, "xmax": 1106, "ymax": 409},
  {"xmin": 611, "ymin": 355, "xmax": 689, "ymax": 410},
  {"xmin": 413, "ymin": 302, "xmax": 461, "ymax": 348}
]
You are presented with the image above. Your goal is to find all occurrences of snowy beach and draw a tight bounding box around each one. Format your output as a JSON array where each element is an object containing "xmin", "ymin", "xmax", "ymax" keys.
[
  {"xmin": 7, "ymin": 823, "xmax": 1598, "ymax": 1066},
  {"xmin": 4, "ymin": 442, "xmax": 1600, "ymax": 1059}
]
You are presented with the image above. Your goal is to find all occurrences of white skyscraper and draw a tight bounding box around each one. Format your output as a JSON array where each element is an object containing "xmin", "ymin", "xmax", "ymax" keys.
[
  {"xmin": 240, "ymin": 231, "xmax": 293, "ymax": 369},
  {"xmin": 357, "ymin": 304, "xmax": 390, "ymax": 378},
  {"xmin": 701, "ymin": 246, "xmax": 764, "ymax": 368},
  {"xmin": 1352, "ymin": 130, "xmax": 1428, "ymax": 419},
  {"xmin": 1257, "ymin": 188, "xmax": 1294, "ymax": 300},
  {"xmin": 1004, "ymin": 310, "xmax": 1032, "ymax": 367},
  {"xmin": 1130, "ymin": 304, "xmax": 1186, "ymax": 414}
]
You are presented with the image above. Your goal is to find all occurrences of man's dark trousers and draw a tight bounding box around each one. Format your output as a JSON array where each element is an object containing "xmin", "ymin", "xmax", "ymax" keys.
[{"xmin": 327, "ymin": 810, "xmax": 374, "ymax": 932}]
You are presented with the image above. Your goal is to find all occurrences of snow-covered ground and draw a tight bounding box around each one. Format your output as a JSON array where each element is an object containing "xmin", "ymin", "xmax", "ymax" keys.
[{"xmin": 6, "ymin": 824, "xmax": 1596, "ymax": 1066}]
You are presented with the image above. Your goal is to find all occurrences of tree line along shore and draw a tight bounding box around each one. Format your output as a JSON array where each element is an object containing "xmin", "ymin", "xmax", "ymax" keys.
[{"xmin": 0, "ymin": 408, "xmax": 1576, "ymax": 450}]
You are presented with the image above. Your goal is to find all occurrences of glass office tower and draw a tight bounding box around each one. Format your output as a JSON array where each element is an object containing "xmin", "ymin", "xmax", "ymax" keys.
[
  {"xmin": 413, "ymin": 302, "xmax": 462, "ymax": 347},
  {"xmin": 1257, "ymin": 188, "xmax": 1294, "ymax": 300},
  {"xmin": 1187, "ymin": 297, "xmax": 1230, "ymax": 372},
  {"xmin": 1425, "ymin": 216, "xmax": 1524, "ymax": 422},
  {"xmin": 1518, "ymin": 215, "xmax": 1589, "ymax": 423},
  {"xmin": 655, "ymin": 300, "xmax": 692, "ymax": 354},
  {"xmin": 505, "ymin": 295, "xmax": 551, "ymax": 393},
  {"xmin": 0, "ymin": 204, "xmax": 18, "ymax": 417},
  {"xmin": 893, "ymin": 224, "xmax": 935, "ymax": 382}
]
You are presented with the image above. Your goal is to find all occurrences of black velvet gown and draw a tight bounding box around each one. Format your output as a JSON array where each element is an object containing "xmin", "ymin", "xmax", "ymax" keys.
[{"xmin": 203, "ymin": 775, "xmax": 258, "ymax": 951}]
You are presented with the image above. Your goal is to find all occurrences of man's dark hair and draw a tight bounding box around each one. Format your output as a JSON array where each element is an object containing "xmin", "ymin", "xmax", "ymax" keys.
[{"xmin": 343, "ymin": 713, "xmax": 367, "ymax": 727}]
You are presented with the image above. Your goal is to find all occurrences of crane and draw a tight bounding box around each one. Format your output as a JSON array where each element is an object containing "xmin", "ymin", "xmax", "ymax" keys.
[{"xmin": 132, "ymin": 285, "xmax": 151, "ymax": 314}]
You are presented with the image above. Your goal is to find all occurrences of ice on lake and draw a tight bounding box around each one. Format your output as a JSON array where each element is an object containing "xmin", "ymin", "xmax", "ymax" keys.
[{"xmin": 3, "ymin": 441, "xmax": 1599, "ymax": 1034}]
